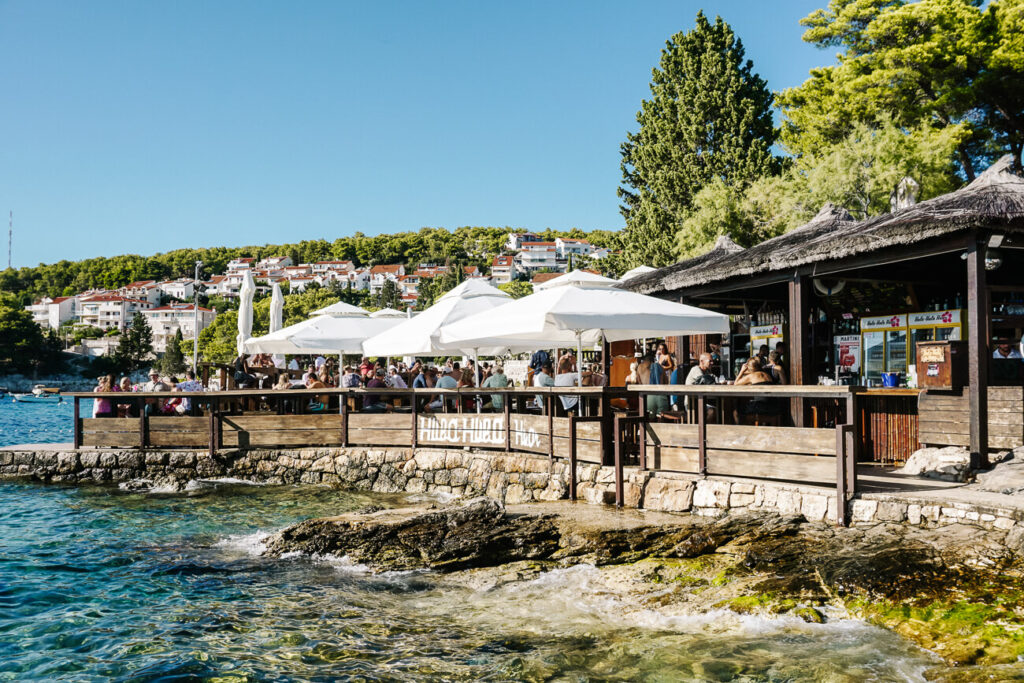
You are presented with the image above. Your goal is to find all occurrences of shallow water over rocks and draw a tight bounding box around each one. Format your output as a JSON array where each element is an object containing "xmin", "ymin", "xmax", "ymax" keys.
[{"xmin": 0, "ymin": 480, "xmax": 941, "ymax": 681}]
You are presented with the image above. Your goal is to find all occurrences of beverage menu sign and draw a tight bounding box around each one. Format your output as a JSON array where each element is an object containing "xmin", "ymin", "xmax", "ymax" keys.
[
  {"xmin": 860, "ymin": 314, "xmax": 907, "ymax": 330},
  {"xmin": 908, "ymin": 309, "xmax": 961, "ymax": 326},
  {"xmin": 751, "ymin": 324, "xmax": 784, "ymax": 338}
]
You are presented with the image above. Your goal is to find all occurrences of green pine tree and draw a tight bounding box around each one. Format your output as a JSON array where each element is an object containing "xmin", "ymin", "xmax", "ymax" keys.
[
  {"xmin": 115, "ymin": 313, "xmax": 154, "ymax": 371},
  {"xmin": 159, "ymin": 328, "xmax": 186, "ymax": 376},
  {"xmin": 617, "ymin": 11, "xmax": 778, "ymax": 268}
]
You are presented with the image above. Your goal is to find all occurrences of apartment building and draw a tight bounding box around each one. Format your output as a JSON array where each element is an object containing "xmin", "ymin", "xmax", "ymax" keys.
[
  {"xmin": 517, "ymin": 242, "xmax": 560, "ymax": 272},
  {"xmin": 490, "ymin": 255, "xmax": 517, "ymax": 284},
  {"xmin": 77, "ymin": 295, "xmax": 155, "ymax": 332},
  {"xmin": 369, "ymin": 264, "xmax": 405, "ymax": 293},
  {"xmin": 25, "ymin": 296, "xmax": 77, "ymax": 330},
  {"xmin": 142, "ymin": 303, "xmax": 217, "ymax": 352}
]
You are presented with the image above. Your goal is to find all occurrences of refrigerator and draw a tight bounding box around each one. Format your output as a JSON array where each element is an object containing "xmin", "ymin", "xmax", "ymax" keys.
[{"xmin": 860, "ymin": 314, "xmax": 908, "ymax": 383}]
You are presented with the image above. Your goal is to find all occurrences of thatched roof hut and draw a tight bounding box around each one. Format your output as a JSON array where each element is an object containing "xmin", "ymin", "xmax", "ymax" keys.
[{"xmin": 624, "ymin": 155, "xmax": 1024, "ymax": 297}]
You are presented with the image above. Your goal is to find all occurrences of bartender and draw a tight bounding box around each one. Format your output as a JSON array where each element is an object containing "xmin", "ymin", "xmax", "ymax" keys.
[{"xmin": 994, "ymin": 341, "xmax": 1023, "ymax": 360}]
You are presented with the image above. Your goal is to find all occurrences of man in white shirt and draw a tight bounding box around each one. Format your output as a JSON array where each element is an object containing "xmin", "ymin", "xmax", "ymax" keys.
[
  {"xmin": 287, "ymin": 357, "xmax": 300, "ymax": 370},
  {"xmin": 993, "ymin": 342, "xmax": 1023, "ymax": 359},
  {"xmin": 314, "ymin": 355, "xmax": 327, "ymax": 370},
  {"xmin": 427, "ymin": 368, "xmax": 458, "ymax": 412},
  {"xmin": 533, "ymin": 362, "xmax": 554, "ymax": 411},
  {"xmin": 553, "ymin": 359, "xmax": 580, "ymax": 412}
]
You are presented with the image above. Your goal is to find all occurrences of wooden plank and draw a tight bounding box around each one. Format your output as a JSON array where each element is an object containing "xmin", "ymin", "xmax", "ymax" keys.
[
  {"xmin": 552, "ymin": 437, "xmax": 602, "ymax": 463},
  {"xmin": 221, "ymin": 414, "xmax": 345, "ymax": 431},
  {"xmin": 82, "ymin": 417, "xmax": 137, "ymax": 433},
  {"xmin": 416, "ymin": 414, "xmax": 507, "ymax": 449},
  {"xmin": 920, "ymin": 420, "xmax": 1022, "ymax": 438},
  {"xmin": 918, "ymin": 431, "xmax": 1019, "ymax": 449},
  {"xmin": 149, "ymin": 431, "xmax": 209, "ymax": 447},
  {"xmin": 346, "ymin": 429, "xmax": 412, "ymax": 447},
  {"xmin": 81, "ymin": 432, "xmax": 139, "ymax": 448},
  {"xmin": 705, "ymin": 424, "xmax": 837, "ymax": 456},
  {"xmin": 148, "ymin": 416, "xmax": 208, "ymax": 431},
  {"xmin": 552, "ymin": 419, "xmax": 602, "ymax": 442},
  {"xmin": 222, "ymin": 429, "xmax": 344, "ymax": 447},
  {"xmin": 988, "ymin": 386, "xmax": 1023, "ymax": 400},
  {"xmin": 708, "ymin": 450, "xmax": 836, "ymax": 483},
  {"xmin": 919, "ymin": 408, "xmax": 1023, "ymax": 426},
  {"xmin": 645, "ymin": 422, "xmax": 699, "ymax": 448},
  {"xmin": 348, "ymin": 414, "xmax": 414, "ymax": 430},
  {"xmin": 648, "ymin": 445, "xmax": 700, "ymax": 473}
]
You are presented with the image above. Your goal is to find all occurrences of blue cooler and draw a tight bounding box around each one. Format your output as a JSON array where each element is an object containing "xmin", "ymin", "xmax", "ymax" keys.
[{"xmin": 881, "ymin": 372, "xmax": 900, "ymax": 388}]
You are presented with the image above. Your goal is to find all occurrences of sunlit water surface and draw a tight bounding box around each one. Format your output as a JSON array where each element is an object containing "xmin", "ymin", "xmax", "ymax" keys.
[{"xmin": 0, "ymin": 401, "xmax": 939, "ymax": 680}]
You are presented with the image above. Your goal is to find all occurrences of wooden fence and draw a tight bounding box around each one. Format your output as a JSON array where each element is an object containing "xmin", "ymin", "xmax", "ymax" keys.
[{"xmin": 73, "ymin": 385, "xmax": 862, "ymax": 524}]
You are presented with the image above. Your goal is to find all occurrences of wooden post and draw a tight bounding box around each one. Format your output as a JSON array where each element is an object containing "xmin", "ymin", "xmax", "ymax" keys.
[
  {"xmin": 547, "ymin": 394, "xmax": 554, "ymax": 463},
  {"xmin": 680, "ymin": 335, "xmax": 691, "ymax": 368},
  {"xmin": 504, "ymin": 396, "xmax": 511, "ymax": 454},
  {"xmin": 614, "ymin": 417, "xmax": 624, "ymax": 507},
  {"xmin": 340, "ymin": 395, "xmax": 349, "ymax": 447},
  {"xmin": 73, "ymin": 397, "xmax": 81, "ymax": 450},
  {"xmin": 208, "ymin": 399, "xmax": 217, "ymax": 457},
  {"xmin": 966, "ymin": 238, "xmax": 989, "ymax": 469},
  {"xmin": 139, "ymin": 401, "xmax": 148, "ymax": 449},
  {"xmin": 697, "ymin": 395, "xmax": 707, "ymax": 476},
  {"xmin": 410, "ymin": 391, "xmax": 418, "ymax": 449},
  {"xmin": 788, "ymin": 273, "xmax": 812, "ymax": 426},
  {"xmin": 639, "ymin": 414, "xmax": 647, "ymax": 471},
  {"xmin": 845, "ymin": 393, "xmax": 859, "ymax": 491},
  {"xmin": 836, "ymin": 424, "xmax": 848, "ymax": 526},
  {"xmin": 568, "ymin": 412, "xmax": 577, "ymax": 501}
]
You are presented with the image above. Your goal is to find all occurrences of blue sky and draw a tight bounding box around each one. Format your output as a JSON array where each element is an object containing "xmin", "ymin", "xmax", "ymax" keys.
[{"xmin": 0, "ymin": 0, "xmax": 829, "ymax": 268}]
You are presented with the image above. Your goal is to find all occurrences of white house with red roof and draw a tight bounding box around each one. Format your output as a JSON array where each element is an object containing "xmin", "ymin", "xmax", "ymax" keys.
[
  {"xmin": 505, "ymin": 232, "xmax": 542, "ymax": 251},
  {"xmin": 368, "ymin": 264, "xmax": 405, "ymax": 293},
  {"xmin": 227, "ymin": 257, "xmax": 255, "ymax": 271},
  {"xmin": 142, "ymin": 303, "xmax": 217, "ymax": 352},
  {"xmin": 157, "ymin": 278, "xmax": 195, "ymax": 301},
  {"xmin": 24, "ymin": 296, "xmax": 77, "ymax": 330},
  {"xmin": 118, "ymin": 280, "xmax": 162, "ymax": 305},
  {"xmin": 517, "ymin": 241, "xmax": 560, "ymax": 272},
  {"xmin": 310, "ymin": 260, "xmax": 354, "ymax": 276},
  {"xmin": 555, "ymin": 238, "xmax": 594, "ymax": 259},
  {"xmin": 490, "ymin": 255, "xmax": 517, "ymax": 284},
  {"xmin": 78, "ymin": 295, "xmax": 155, "ymax": 332},
  {"xmin": 256, "ymin": 255, "xmax": 292, "ymax": 270}
]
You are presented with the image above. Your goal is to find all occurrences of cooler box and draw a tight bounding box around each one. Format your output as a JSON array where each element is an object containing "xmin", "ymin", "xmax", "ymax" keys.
[{"xmin": 916, "ymin": 340, "xmax": 967, "ymax": 390}]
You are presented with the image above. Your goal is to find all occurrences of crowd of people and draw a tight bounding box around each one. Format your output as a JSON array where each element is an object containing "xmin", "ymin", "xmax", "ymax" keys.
[{"xmin": 91, "ymin": 368, "xmax": 204, "ymax": 418}]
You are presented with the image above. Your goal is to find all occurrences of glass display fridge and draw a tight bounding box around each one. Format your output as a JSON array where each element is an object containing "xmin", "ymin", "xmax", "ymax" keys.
[
  {"xmin": 908, "ymin": 309, "xmax": 965, "ymax": 365},
  {"xmin": 860, "ymin": 314, "xmax": 908, "ymax": 383},
  {"xmin": 750, "ymin": 323, "xmax": 786, "ymax": 356},
  {"xmin": 833, "ymin": 334, "xmax": 861, "ymax": 383}
]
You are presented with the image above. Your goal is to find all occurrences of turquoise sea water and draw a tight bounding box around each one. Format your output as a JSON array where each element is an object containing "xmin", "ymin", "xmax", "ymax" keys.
[
  {"xmin": 0, "ymin": 403, "xmax": 940, "ymax": 681},
  {"xmin": 0, "ymin": 397, "xmax": 80, "ymax": 448}
]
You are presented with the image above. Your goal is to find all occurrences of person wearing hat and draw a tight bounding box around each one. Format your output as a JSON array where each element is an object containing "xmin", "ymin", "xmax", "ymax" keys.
[{"xmin": 143, "ymin": 369, "xmax": 169, "ymax": 415}]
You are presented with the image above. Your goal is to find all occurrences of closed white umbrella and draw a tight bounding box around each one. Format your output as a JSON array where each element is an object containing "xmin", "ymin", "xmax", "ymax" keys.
[
  {"xmin": 245, "ymin": 315, "xmax": 403, "ymax": 355},
  {"xmin": 236, "ymin": 270, "xmax": 256, "ymax": 355},
  {"xmin": 362, "ymin": 279, "xmax": 514, "ymax": 357},
  {"xmin": 439, "ymin": 270, "xmax": 731, "ymax": 386},
  {"xmin": 269, "ymin": 283, "xmax": 284, "ymax": 333}
]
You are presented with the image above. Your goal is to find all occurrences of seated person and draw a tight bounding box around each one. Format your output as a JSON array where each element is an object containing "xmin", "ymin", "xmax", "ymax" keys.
[
  {"xmin": 554, "ymin": 358, "xmax": 580, "ymax": 413},
  {"xmin": 482, "ymin": 363, "xmax": 509, "ymax": 411},
  {"xmin": 533, "ymin": 362, "xmax": 555, "ymax": 410},
  {"xmin": 683, "ymin": 352, "xmax": 717, "ymax": 420},
  {"xmin": 733, "ymin": 358, "xmax": 779, "ymax": 422},
  {"xmin": 426, "ymin": 368, "xmax": 458, "ymax": 412},
  {"xmin": 233, "ymin": 355, "xmax": 258, "ymax": 388},
  {"xmin": 362, "ymin": 368, "xmax": 392, "ymax": 413},
  {"xmin": 305, "ymin": 374, "xmax": 329, "ymax": 411}
]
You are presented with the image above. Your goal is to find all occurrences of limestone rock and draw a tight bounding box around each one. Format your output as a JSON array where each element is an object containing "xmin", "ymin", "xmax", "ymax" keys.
[
  {"xmin": 972, "ymin": 449, "xmax": 1024, "ymax": 495},
  {"xmin": 898, "ymin": 446, "xmax": 972, "ymax": 482}
]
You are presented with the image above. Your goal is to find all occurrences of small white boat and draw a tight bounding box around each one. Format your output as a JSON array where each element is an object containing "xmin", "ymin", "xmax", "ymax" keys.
[{"xmin": 13, "ymin": 387, "xmax": 63, "ymax": 403}]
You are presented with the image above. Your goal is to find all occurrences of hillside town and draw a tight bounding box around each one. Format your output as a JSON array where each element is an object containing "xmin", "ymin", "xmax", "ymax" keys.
[{"xmin": 23, "ymin": 232, "xmax": 616, "ymax": 355}]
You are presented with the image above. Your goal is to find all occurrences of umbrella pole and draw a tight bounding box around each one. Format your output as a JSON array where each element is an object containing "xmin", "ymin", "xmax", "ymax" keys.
[
  {"xmin": 474, "ymin": 349, "xmax": 480, "ymax": 414},
  {"xmin": 576, "ymin": 332, "xmax": 583, "ymax": 389}
]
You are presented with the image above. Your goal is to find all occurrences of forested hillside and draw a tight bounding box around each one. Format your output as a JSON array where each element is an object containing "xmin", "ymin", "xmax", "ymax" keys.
[{"xmin": 0, "ymin": 226, "xmax": 619, "ymax": 303}]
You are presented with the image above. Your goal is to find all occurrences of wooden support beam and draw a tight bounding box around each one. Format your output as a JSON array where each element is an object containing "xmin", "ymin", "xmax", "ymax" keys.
[
  {"xmin": 139, "ymin": 404, "xmax": 148, "ymax": 449},
  {"xmin": 410, "ymin": 392, "xmax": 418, "ymax": 449},
  {"xmin": 208, "ymin": 401, "xmax": 217, "ymax": 457},
  {"xmin": 340, "ymin": 397, "xmax": 349, "ymax": 447},
  {"xmin": 788, "ymin": 273, "xmax": 812, "ymax": 426},
  {"xmin": 697, "ymin": 396, "xmax": 707, "ymax": 476},
  {"xmin": 966, "ymin": 238, "xmax": 989, "ymax": 469},
  {"xmin": 568, "ymin": 413, "xmax": 578, "ymax": 501},
  {"xmin": 73, "ymin": 398, "xmax": 81, "ymax": 450},
  {"xmin": 504, "ymin": 398, "xmax": 511, "ymax": 454},
  {"xmin": 836, "ymin": 424, "xmax": 848, "ymax": 526}
]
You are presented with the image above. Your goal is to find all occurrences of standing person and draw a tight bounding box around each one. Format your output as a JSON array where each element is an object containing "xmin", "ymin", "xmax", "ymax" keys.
[
  {"xmin": 533, "ymin": 361, "xmax": 555, "ymax": 411},
  {"xmin": 359, "ymin": 357, "xmax": 374, "ymax": 381},
  {"xmin": 482, "ymin": 363, "xmax": 509, "ymax": 411},
  {"xmin": 656, "ymin": 342, "xmax": 675, "ymax": 379},
  {"xmin": 994, "ymin": 341, "xmax": 1023, "ymax": 359},
  {"xmin": 314, "ymin": 354, "xmax": 327, "ymax": 371},
  {"xmin": 529, "ymin": 348, "xmax": 550, "ymax": 376},
  {"xmin": 765, "ymin": 351, "xmax": 788, "ymax": 385}
]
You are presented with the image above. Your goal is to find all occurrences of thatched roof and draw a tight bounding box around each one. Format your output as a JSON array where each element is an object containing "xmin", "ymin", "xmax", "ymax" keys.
[{"xmin": 625, "ymin": 155, "xmax": 1024, "ymax": 296}]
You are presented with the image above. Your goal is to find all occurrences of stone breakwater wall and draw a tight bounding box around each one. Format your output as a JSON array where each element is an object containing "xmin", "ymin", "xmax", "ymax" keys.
[{"xmin": 4, "ymin": 446, "xmax": 1024, "ymax": 536}]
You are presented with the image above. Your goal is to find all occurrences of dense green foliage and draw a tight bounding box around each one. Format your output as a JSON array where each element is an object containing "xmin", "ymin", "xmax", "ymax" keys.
[
  {"xmin": 416, "ymin": 268, "xmax": 465, "ymax": 310},
  {"xmin": 497, "ymin": 281, "xmax": 533, "ymax": 299},
  {"xmin": 677, "ymin": 117, "xmax": 964, "ymax": 254},
  {"xmin": 0, "ymin": 304, "xmax": 46, "ymax": 371},
  {"xmin": 377, "ymin": 280, "xmax": 402, "ymax": 311},
  {"xmin": 156, "ymin": 329, "xmax": 186, "ymax": 375},
  {"xmin": 777, "ymin": 0, "xmax": 1024, "ymax": 177},
  {"xmin": 618, "ymin": 11, "xmax": 779, "ymax": 268}
]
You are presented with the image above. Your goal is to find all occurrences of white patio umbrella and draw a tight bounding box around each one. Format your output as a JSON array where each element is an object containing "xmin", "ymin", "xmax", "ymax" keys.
[
  {"xmin": 236, "ymin": 270, "xmax": 256, "ymax": 356},
  {"xmin": 362, "ymin": 279, "xmax": 515, "ymax": 358},
  {"xmin": 244, "ymin": 315, "xmax": 403, "ymax": 355},
  {"xmin": 369, "ymin": 307, "xmax": 407, "ymax": 318},
  {"xmin": 311, "ymin": 300, "xmax": 370, "ymax": 317},
  {"xmin": 439, "ymin": 270, "xmax": 731, "ymax": 386}
]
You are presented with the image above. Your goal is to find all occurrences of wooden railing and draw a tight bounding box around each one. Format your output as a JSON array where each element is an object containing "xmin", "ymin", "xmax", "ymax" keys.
[{"xmin": 70, "ymin": 385, "xmax": 861, "ymax": 524}]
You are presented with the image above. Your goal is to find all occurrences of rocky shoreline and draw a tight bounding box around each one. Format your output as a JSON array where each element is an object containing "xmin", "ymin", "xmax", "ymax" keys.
[{"xmin": 265, "ymin": 498, "xmax": 1024, "ymax": 680}]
